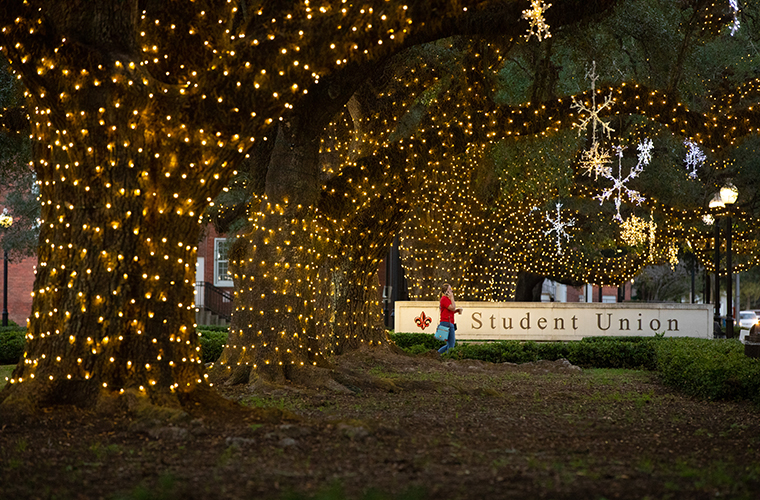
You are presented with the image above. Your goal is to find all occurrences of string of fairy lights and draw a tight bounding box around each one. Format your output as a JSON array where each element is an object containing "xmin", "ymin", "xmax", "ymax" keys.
[
  {"xmin": 0, "ymin": 0, "xmax": 478, "ymax": 390},
  {"xmin": 0, "ymin": 0, "xmax": 756, "ymax": 388},
  {"xmin": 217, "ymin": 2, "xmax": 758, "ymax": 372}
]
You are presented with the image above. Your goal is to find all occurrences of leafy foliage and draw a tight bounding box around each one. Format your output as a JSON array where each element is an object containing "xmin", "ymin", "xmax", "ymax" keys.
[
  {"xmin": 0, "ymin": 59, "xmax": 37, "ymax": 259},
  {"xmin": 0, "ymin": 326, "xmax": 229, "ymax": 366},
  {"xmin": 0, "ymin": 325, "xmax": 25, "ymax": 364},
  {"xmin": 198, "ymin": 328, "xmax": 230, "ymax": 364},
  {"xmin": 384, "ymin": 332, "xmax": 445, "ymax": 351},
  {"xmin": 391, "ymin": 333, "xmax": 760, "ymax": 404},
  {"xmin": 443, "ymin": 337, "xmax": 657, "ymax": 369},
  {"xmin": 653, "ymin": 337, "xmax": 760, "ymax": 404}
]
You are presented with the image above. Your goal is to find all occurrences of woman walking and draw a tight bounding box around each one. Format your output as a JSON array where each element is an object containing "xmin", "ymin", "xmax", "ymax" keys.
[{"xmin": 438, "ymin": 283, "xmax": 463, "ymax": 354}]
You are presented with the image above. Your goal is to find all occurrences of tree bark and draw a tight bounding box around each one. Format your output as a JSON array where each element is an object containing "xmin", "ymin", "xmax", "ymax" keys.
[
  {"xmin": 0, "ymin": 0, "xmax": 626, "ymax": 407},
  {"xmin": 217, "ymin": 119, "xmax": 327, "ymax": 385},
  {"xmin": 0, "ymin": 0, "xmax": 232, "ymax": 414}
]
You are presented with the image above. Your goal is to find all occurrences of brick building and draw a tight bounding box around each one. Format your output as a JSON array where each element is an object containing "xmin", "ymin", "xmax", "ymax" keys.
[{"xmin": 0, "ymin": 252, "xmax": 35, "ymax": 326}]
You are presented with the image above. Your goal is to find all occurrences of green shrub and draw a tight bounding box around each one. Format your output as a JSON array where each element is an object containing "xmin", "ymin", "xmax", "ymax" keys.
[
  {"xmin": 1, "ymin": 326, "xmax": 231, "ymax": 365},
  {"xmin": 0, "ymin": 327, "xmax": 26, "ymax": 364},
  {"xmin": 405, "ymin": 343, "xmax": 433, "ymax": 355},
  {"xmin": 388, "ymin": 332, "xmax": 445, "ymax": 351},
  {"xmin": 436, "ymin": 338, "xmax": 656, "ymax": 369},
  {"xmin": 392, "ymin": 332, "xmax": 760, "ymax": 404},
  {"xmin": 653, "ymin": 338, "xmax": 760, "ymax": 404},
  {"xmin": 198, "ymin": 329, "xmax": 229, "ymax": 363},
  {"xmin": 573, "ymin": 337, "xmax": 658, "ymax": 370}
]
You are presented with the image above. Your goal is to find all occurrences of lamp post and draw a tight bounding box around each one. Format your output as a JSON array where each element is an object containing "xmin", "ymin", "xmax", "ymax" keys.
[
  {"xmin": 720, "ymin": 182, "xmax": 739, "ymax": 338},
  {"xmin": 0, "ymin": 208, "xmax": 13, "ymax": 327},
  {"xmin": 708, "ymin": 194, "xmax": 724, "ymax": 337}
]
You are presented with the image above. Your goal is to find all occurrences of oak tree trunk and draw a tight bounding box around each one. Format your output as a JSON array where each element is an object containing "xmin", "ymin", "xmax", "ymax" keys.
[
  {"xmin": 0, "ymin": 0, "xmax": 231, "ymax": 414},
  {"xmin": 217, "ymin": 121, "xmax": 326, "ymax": 385}
]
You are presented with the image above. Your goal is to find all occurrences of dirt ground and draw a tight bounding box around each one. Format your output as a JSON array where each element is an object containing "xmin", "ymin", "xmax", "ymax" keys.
[{"xmin": 1, "ymin": 349, "xmax": 759, "ymax": 500}]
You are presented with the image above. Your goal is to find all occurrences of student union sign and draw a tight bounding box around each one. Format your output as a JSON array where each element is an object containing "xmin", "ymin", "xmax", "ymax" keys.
[{"xmin": 395, "ymin": 301, "xmax": 712, "ymax": 341}]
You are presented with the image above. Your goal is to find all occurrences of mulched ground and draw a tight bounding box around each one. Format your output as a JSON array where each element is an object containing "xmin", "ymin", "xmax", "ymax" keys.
[{"xmin": 1, "ymin": 349, "xmax": 759, "ymax": 500}]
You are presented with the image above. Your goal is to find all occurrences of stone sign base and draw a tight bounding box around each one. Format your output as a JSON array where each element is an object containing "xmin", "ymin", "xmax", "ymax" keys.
[{"xmin": 395, "ymin": 302, "xmax": 712, "ymax": 341}]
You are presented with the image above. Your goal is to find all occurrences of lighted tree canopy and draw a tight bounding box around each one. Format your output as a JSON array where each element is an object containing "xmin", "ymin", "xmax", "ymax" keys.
[
  {"xmin": 0, "ymin": 0, "xmax": 626, "ymax": 414},
  {"xmin": 0, "ymin": 0, "xmax": 757, "ymax": 413},
  {"xmin": 210, "ymin": 0, "xmax": 760, "ymax": 386}
]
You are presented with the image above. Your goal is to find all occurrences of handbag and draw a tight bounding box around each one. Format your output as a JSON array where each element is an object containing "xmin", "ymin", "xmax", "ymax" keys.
[{"xmin": 434, "ymin": 323, "xmax": 449, "ymax": 341}]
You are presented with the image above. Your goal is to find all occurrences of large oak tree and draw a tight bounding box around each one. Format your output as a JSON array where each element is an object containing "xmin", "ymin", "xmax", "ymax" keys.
[{"xmin": 0, "ymin": 0, "xmax": 624, "ymax": 413}]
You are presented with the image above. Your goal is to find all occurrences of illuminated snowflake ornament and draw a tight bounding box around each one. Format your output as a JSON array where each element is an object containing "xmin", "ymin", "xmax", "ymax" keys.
[
  {"xmin": 544, "ymin": 202, "xmax": 575, "ymax": 255},
  {"xmin": 729, "ymin": 0, "xmax": 740, "ymax": 36},
  {"xmin": 571, "ymin": 62, "xmax": 615, "ymax": 143},
  {"xmin": 522, "ymin": 0, "xmax": 552, "ymax": 41},
  {"xmin": 595, "ymin": 141, "xmax": 652, "ymax": 223},
  {"xmin": 572, "ymin": 62, "xmax": 618, "ymax": 179},
  {"xmin": 636, "ymin": 138, "xmax": 654, "ymax": 166},
  {"xmin": 683, "ymin": 139, "xmax": 706, "ymax": 179}
]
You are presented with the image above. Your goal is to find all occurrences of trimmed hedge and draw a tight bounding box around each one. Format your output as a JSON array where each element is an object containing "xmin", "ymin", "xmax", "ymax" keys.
[
  {"xmin": 0, "ymin": 327, "xmax": 26, "ymax": 364},
  {"xmin": 387, "ymin": 332, "xmax": 445, "ymax": 351},
  {"xmin": 653, "ymin": 337, "xmax": 760, "ymax": 404},
  {"xmin": 0, "ymin": 327, "xmax": 227, "ymax": 366},
  {"xmin": 389, "ymin": 333, "xmax": 760, "ymax": 405},
  {"xmin": 440, "ymin": 337, "xmax": 657, "ymax": 370}
]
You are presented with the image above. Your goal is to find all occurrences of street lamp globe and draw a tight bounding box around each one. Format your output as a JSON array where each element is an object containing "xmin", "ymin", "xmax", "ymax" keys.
[
  {"xmin": 720, "ymin": 182, "xmax": 738, "ymax": 205},
  {"xmin": 0, "ymin": 208, "xmax": 12, "ymax": 228},
  {"xmin": 708, "ymin": 192, "xmax": 725, "ymax": 209},
  {"xmin": 1, "ymin": 208, "xmax": 12, "ymax": 327}
]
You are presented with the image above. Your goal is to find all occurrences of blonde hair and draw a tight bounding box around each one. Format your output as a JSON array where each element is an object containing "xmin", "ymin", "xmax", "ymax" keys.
[{"xmin": 440, "ymin": 283, "xmax": 451, "ymax": 296}]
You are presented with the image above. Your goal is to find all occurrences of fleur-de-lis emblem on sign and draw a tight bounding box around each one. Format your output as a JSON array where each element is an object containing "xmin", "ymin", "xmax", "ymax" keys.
[{"xmin": 414, "ymin": 311, "xmax": 432, "ymax": 330}]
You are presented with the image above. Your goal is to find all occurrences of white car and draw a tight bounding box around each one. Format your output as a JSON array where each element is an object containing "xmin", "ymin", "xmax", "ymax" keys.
[{"xmin": 738, "ymin": 311, "xmax": 759, "ymax": 342}]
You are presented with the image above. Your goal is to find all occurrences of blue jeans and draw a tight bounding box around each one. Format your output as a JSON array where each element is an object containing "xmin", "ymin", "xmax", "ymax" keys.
[{"xmin": 438, "ymin": 321, "xmax": 456, "ymax": 354}]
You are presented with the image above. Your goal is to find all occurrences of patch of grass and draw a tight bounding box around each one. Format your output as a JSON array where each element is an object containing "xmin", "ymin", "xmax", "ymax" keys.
[
  {"xmin": 585, "ymin": 368, "xmax": 652, "ymax": 385},
  {"xmin": 0, "ymin": 364, "xmax": 13, "ymax": 385},
  {"xmin": 112, "ymin": 473, "xmax": 181, "ymax": 500},
  {"xmin": 15, "ymin": 437, "xmax": 28, "ymax": 452},
  {"xmin": 367, "ymin": 365, "xmax": 392, "ymax": 377},
  {"xmin": 241, "ymin": 395, "xmax": 303, "ymax": 412},
  {"xmin": 280, "ymin": 482, "xmax": 426, "ymax": 500},
  {"xmin": 90, "ymin": 442, "xmax": 121, "ymax": 460}
]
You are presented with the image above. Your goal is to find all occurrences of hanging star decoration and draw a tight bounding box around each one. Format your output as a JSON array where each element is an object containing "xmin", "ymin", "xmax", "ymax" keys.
[
  {"xmin": 729, "ymin": 0, "xmax": 740, "ymax": 36},
  {"xmin": 521, "ymin": 0, "xmax": 552, "ymax": 41},
  {"xmin": 595, "ymin": 139, "xmax": 652, "ymax": 223},
  {"xmin": 683, "ymin": 139, "xmax": 706, "ymax": 179},
  {"xmin": 544, "ymin": 202, "xmax": 575, "ymax": 255},
  {"xmin": 572, "ymin": 62, "xmax": 616, "ymax": 179},
  {"xmin": 620, "ymin": 214, "xmax": 649, "ymax": 247},
  {"xmin": 579, "ymin": 141, "xmax": 613, "ymax": 180}
]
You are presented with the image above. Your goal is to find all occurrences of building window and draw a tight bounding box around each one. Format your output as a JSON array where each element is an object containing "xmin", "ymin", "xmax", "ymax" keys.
[{"xmin": 214, "ymin": 238, "xmax": 233, "ymax": 287}]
